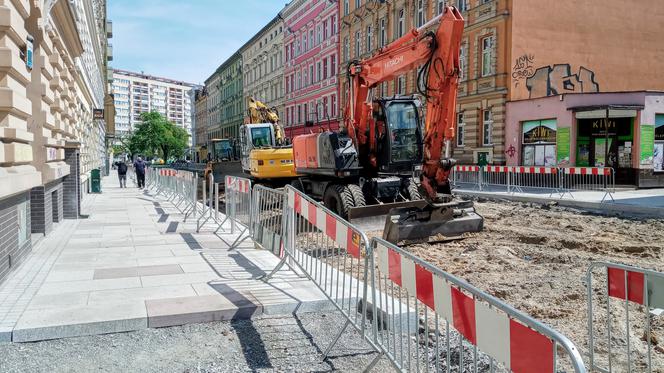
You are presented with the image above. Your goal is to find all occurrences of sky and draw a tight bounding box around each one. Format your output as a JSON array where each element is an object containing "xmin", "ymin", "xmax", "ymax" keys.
[{"xmin": 108, "ymin": 0, "xmax": 286, "ymax": 85}]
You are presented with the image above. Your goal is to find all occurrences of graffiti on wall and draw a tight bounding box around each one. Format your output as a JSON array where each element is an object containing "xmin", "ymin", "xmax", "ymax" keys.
[
  {"xmin": 512, "ymin": 54, "xmax": 536, "ymax": 87},
  {"xmin": 525, "ymin": 64, "xmax": 599, "ymax": 98}
]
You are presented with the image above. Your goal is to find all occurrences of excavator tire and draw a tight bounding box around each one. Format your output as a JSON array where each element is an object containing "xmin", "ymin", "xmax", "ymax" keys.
[
  {"xmin": 347, "ymin": 184, "xmax": 366, "ymax": 208},
  {"xmin": 323, "ymin": 184, "xmax": 354, "ymax": 219},
  {"xmin": 407, "ymin": 178, "xmax": 421, "ymax": 200},
  {"xmin": 290, "ymin": 179, "xmax": 304, "ymax": 193}
]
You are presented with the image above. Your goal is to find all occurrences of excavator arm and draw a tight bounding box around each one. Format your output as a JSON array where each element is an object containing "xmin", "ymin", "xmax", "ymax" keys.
[
  {"xmin": 247, "ymin": 97, "xmax": 285, "ymax": 145},
  {"xmin": 345, "ymin": 6, "xmax": 464, "ymax": 203}
]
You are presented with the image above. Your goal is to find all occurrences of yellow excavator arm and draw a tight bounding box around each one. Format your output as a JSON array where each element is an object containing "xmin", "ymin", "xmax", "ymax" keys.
[{"xmin": 247, "ymin": 97, "xmax": 285, "ymax": 145}]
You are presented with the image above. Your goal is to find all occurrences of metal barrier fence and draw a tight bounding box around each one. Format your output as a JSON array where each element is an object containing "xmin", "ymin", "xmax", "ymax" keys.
[
  {"xmin": 369, "ymin": 237, "xmax": 586, "ymax": 372},
  {"xmin": 146, "ymin": 167, "xmax": 200, "ymax": 222},
  {"xmin": 587, "ymin": 262, "xmax": 664, "ymax": 373},
  {"xmin": 451, "ymin": 166, "xmax": 481, "ymax": 190},
  {"xmin": 222, "ymin": 175, "xmax": 253, "ymax": 249},
  {"xmin": 263, "ymin": 185, "xmax": 384, "ymax": 370},
  {"xmin": 196, "ymin": 173, "xmax": 221, "ymax": 232},
  {"xmin": 254, "ymin": 185, "xmax": 587, "ymax": 372},
  {"xmin": 250, "ymin": 185, "xmax": 286, "ymax": 257},
  {"xmin": 481, "ymin": 166, "xmax": 511, "ymax": 192},
  {"xmin": 562, "ymin": 167, "xmax": 615, "ymax": 202},
  {"xmin": 450, "ymin": 166, "xmax": 615, "ymax": 201},
  {"xmin": 508, "ymin": 166, "xmax": 561, "ymax": 196}
]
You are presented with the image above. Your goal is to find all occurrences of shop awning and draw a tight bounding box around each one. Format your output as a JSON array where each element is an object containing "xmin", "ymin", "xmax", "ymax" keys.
[{"xmin": 569, "ymin": 104, "xmax": 644, "ymax": 119}]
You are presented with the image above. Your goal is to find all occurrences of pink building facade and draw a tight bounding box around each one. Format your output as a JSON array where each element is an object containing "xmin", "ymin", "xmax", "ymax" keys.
[
  {"xmin": 282, "ymin": 0, "xmax": 340, "ymax": 137},
  {"xmin": 505, "ymin": 92, "xmax": 664, "ymax": 187}
]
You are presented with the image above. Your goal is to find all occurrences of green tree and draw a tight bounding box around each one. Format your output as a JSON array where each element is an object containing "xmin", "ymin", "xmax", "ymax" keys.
[{"xmin": 127, "ymin": 112, "xmax": 189, "ymax": 162}]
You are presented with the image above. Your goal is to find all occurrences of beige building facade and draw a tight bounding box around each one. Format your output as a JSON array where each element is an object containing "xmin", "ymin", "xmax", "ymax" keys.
[
  {"xmin": 0, "ymin": 0, "xmax": 109, "ymax": 283},
  {"xmin": 240, "ymin": 16, "xmax": 284, "ymax": 122}
]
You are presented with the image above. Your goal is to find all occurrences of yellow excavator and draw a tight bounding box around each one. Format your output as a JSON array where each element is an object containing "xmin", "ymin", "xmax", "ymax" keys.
[{"xmin": 240, "ymin": 97, "xmax": 297, "ymax": 182}]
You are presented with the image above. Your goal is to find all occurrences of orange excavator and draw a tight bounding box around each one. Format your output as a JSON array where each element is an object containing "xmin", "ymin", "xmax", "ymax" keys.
[{"xmin": 292, "ymin": 6, "xmax": 483, "ymax": 243}]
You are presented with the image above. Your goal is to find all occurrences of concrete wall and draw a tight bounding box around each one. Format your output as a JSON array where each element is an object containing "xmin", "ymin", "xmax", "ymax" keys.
[{"xmin": 510, "ymin": 0, "xmax": 664, "ymax": 101}]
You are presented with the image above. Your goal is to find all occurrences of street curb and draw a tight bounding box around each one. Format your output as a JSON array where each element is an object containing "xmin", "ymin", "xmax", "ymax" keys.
[{"xmin": 455, "ymin": 190, "xmax": 664, "ymax": 219}]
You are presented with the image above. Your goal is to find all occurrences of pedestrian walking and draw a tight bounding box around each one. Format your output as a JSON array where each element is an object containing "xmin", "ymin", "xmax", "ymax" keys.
[
  {"xmin": 115, "ymin": 160, "xmax": 128, "ymax": 188},
  {"xmin": 134, "ymin": 157, "xmax": 147, "ymax": 189}
]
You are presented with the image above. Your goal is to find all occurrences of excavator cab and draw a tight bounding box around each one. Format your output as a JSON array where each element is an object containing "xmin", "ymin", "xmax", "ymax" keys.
[{"xmin": 372, "ymin": 98, "xmax": 423, "ymax": 175}]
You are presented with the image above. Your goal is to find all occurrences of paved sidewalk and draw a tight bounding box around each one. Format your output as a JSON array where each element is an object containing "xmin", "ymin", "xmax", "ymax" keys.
[
  {"xmin": 0, "ymin": 175, "xmax": 331, "ymax": 342},
  {"xmin": 454, "ymin": 186, "xmax": 664, "ymax": 217}
]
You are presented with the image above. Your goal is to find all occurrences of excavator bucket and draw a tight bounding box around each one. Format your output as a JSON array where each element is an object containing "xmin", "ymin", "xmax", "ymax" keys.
[{"xmin": 382, "ymin": 200, "xmax": 484, "ymax": 244}]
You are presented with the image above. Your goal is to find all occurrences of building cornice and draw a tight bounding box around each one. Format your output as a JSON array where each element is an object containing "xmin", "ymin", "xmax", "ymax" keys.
[{"xmin": 52, "ymin": 0, "xmax": 85, "ymax": 58}]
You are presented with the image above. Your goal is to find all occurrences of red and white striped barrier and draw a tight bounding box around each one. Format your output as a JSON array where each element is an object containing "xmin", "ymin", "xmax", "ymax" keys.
[
  {"xmin": 454, "ymin": 165, "xmax": 480, "ymax": 172},
  {"xmin": 289, "ymin": 188, "xmax": 362, "ymax": 259},
  {"xmin": 484, "ymin": 166, "xmax": 511, "ymax": 173},
  {"xmin": 225, "ymin": 175, "xmax": 250, "ymax": 194},
  {"xmin": 372, "ymin": 238, "xmax": 586, "ymax": 372},
  {"xmin": 587, "ymin": 262, "xmax": 664, "ymax": 372},
  {"xmin": 512, "ymin": 166, "xmax": 558, "ymax": 174},
  {"xmin": 564, "ymin": 167, "xmax": 611, "ymax": 176}
]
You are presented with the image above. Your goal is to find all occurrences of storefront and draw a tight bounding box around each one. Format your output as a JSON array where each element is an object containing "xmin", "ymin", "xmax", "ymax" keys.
[
  {"xmin": 572, "ymin": 106, "xmax": 639, "ymax": 184},
  {"xmin": 505, "ymin": 91, "xmax": 664, "ymax": 187}
]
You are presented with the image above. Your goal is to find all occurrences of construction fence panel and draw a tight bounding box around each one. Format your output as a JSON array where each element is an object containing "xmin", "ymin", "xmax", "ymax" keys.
[
  {"xmin": 250, "ymin": 185, "xmax": 285, "ymax": 257},
  {"xmin": 587, "ymin": 262, "xmax": 664, "ymax": 373},
  {"xmin": 481, "ymin": 166, "xmax": 511, "ymax": 192},
  {"xmin": 370, "ymin": 237, "xmax": 586, "ymax": 373},
  {"xmin": 508, "ymin": 166, "xmax": 560, "ymax": 196},
  {"xmin": 196, "ymin": 173, "xmax": 221, "ymax": 232},
  {"xmin": 222, "ymin": 175, "xmax": 253, "ymax": 249},
  {"xmin": 146, "ymin": 167, "xmax": 200, "ymax": 221},
  {"xmin": 451, "ymin": 166, "xmax": 482, "ymax": 191},
  {"xmin": 561, "ymin": 167, "xmax": 615, "ymax": 202},
  {"xmin": 263, "ymin": 185, "xmax": 383, "ymax": 368}
]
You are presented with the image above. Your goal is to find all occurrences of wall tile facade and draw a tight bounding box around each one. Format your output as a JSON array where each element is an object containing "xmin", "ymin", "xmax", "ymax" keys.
[{"xmin": 0, "ymin": 192, "xmax": 31, "ymax": 284}]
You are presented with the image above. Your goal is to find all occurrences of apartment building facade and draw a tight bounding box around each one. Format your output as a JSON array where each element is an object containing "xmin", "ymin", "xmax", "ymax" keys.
[
  {"xmin": 283, "ymin": 0, "xmax": 340, "ymax": 136},
  {"xmin": 0, "ymin": 0, "xmax": 110, "ymax": 283},
  {"xmin": 241, "ymin": 16, "xmax": 285, "ymax": 122},
  {"xmin": 111, "ymin": 69, "xmax": 194, "ymax": 142},
  {"xmin": 206, "ymin": 53, "xmax": 243, "ymax": 141}
]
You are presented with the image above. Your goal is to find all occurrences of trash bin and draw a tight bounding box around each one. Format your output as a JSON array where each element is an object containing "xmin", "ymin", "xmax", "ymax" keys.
[{"xmin": 90, "ymin": 168, "xmax": 101, "ymax": 193}]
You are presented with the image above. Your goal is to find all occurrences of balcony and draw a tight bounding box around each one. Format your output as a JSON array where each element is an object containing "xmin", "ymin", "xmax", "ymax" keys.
[
  {"xmin": 107, "ymin": 44, "xmax": 113, "ymax": 61},
  {"xmin": 106, "ymin": 20, "xmax": 113, "ymax": 38}
]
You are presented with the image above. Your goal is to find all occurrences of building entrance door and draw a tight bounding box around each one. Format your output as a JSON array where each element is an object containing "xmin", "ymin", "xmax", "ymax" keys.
[{"xmin": 577, "ymin": 117, "xmax": 635, "ymax": 184}]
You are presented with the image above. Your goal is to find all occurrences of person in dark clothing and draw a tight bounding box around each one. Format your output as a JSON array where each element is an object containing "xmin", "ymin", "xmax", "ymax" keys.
[
  {"xmin": 115, "ymin": 160, "xmax": 128, "ymax": 188},
  {"xmin": 134, "ymin": 157, "xmax": 147, "ymax": 189}
]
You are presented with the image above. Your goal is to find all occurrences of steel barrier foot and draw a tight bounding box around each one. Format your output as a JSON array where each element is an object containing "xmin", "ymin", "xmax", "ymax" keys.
[
  {"xmin": 260, "ymin": 255, "xmax": 288, "ymax": 283},
  {"xmin": 601, "ymin": 191, "xmax": 615, "ymax": 203},
  {"xmin": 227, "ymin": 229, "xmax": 251, "ymax": 251},
  {"xmin": 323, "ymin": 319, "xmax": 350, "ymax": 359}
]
